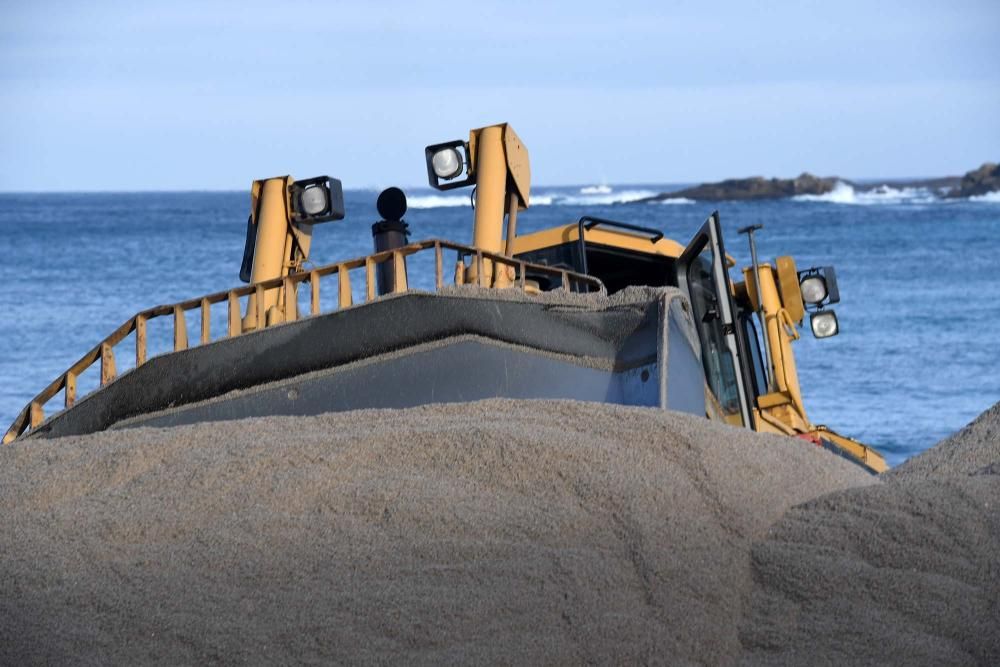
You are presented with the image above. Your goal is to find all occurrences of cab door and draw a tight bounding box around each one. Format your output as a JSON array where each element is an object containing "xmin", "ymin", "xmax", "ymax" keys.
[{"xmin": 676, "ymin": 212, "xmax": 754, "ymax": 428}]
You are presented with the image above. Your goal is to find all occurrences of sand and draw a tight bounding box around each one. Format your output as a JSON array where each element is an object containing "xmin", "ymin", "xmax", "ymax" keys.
[
  {"xmin": 739, "ymin": 400, "xmax": 1000, "ymax": 665},
  {"xmin": 887, "ymin": 399, "xmax": 1000, "ymax": 480},
  {"xmin": 2, "ymin": 400, "xmax": 870, "ymax": 665},
  {"xmin": 1, "ymin": 398, "xmax": 997, "ymax": 665}
]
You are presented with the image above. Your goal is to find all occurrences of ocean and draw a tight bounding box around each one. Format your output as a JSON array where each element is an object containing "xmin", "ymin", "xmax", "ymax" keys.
[{"xmin": 1, "ymin": 183, "xmax": 998, "ymax": 465}]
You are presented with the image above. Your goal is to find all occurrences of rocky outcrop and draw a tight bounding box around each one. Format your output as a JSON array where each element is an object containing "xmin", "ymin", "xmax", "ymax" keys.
[
  {"xmin": 649, "ymin": 173, "xmax": 841, "ymax": 202},
  {"xmin": 949, "ymin": 162, "xmax": 1000, "ymax": 198},
  {"xmin": 641, "ymin": 162, "xmax": 997, "ymax": 202}
]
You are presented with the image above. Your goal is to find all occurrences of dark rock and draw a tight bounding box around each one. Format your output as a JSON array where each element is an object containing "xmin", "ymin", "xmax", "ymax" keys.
[
  {"xmin": 642, "ymin": 162, "xmax": 997, "ymax": 202},
  {"xmin": 647, "ymin": 173, "xmax": 841, "ymax": 202},
  {"xmin": 948, "ymin": 162, "xmax": 1000, "ymax": 198}
]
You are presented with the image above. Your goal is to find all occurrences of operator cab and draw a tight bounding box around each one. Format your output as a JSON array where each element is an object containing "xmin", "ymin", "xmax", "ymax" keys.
[
  {"xmin": 511, "ymin": 217, "xmax": 683, "ymax": 293},
  {"xmin": 513, "ymin": 213, "xmax": 758, "ymax": 428}
]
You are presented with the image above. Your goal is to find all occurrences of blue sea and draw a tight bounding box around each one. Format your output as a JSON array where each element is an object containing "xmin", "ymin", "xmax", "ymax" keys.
[{"xmin": 2, "ymin": 183, "xmax": 998, "ymax": 465}]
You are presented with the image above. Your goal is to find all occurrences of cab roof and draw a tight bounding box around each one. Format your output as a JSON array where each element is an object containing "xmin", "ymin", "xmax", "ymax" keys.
[{"xmin": 511, "ymin": 223, "xmax": 736, "ymax": 267}]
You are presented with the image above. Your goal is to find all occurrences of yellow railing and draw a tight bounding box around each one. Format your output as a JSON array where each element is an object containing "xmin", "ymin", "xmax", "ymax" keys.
[{"xmin": 3, "ymin": 239, "xmax": 604, "ymax": 445}]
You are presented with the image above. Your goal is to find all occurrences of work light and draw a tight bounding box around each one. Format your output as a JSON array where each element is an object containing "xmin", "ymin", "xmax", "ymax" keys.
[
  {"xmin": 810, "ymin": 310, "xmax": 839, "ymax": 338},
  {"xmin": 290, "ymin": 176, "xmax": 346, "ymax": 224},
  {"xmin": 425, "ymin": 140, "xmax": 475, "ymax": 190},
  {"xmin": 800, "ymin": 275, "xmax": 827, "ymax": 304},
  {"xmin": 300, "ymin": 186, "xmax": 328, "ymax": 216},
  {"xmin": 798, "ymin": 266, "xmax": 840, "ymax": 307},
  {"xmin": 432, "ymin": 147, "xmax": 463, "ymax": 179}
]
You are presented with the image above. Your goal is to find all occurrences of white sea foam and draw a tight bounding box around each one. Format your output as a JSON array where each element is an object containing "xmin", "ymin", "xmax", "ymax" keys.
[
  {"xmin": 793, "ymin": 181, "xmax": 937, "ymax": 205},
  {"xmin": 556, "ymin": 189, "xmax": 659, "ymax": 206},
  {"xmin": 408, "ymin": 187, "xmax": 657, "ymax": 209},
  {"xmin": 525, "ymin": 188, "xmax": 660, "ymax": 207},
  {"xmin": 857, "ymin": 184, "xmax": 937, "ymax": 205},
  {"xmin": 969, "ymin": 191, "xmax": 1000, "ymax": 203},
  {"xmin": 792, "ymin": 181, "xmax": 858, "ymax": 204},
  {"xmin": 407, "ymin": 195, "xmax": 471, "ymax": 209},
  {"xmin": 656, "ymin": 197, "xmax": 695, "ymax": 205}
]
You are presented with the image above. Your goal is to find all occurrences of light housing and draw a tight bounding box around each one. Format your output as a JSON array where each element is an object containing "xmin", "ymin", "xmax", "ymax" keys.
[
  {"xmin": 425, "ymin": 140, "xmax": 474, "ymax": 191},
  {"xmin": 798, "ymin": 266, "xmax": 840, "ymax": 308},
  {"xmin": 290, "ymin": 176, "xmax": 345, "ymax": 224},
  {"xmin": 810, "ymin": 310, "xmax": 840, "ymax": 338}
]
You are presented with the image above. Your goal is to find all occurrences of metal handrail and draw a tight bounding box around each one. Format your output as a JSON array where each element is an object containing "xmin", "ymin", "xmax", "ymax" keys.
[{"xmin": 2, "ymin": 239, "xmax": 604, "ymax": 444}]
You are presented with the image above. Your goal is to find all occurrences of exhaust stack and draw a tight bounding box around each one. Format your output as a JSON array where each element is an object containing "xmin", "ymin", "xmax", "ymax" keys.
[{"xmin": 371, "ymin": 187, "xmax": 410, "ymax": 296}]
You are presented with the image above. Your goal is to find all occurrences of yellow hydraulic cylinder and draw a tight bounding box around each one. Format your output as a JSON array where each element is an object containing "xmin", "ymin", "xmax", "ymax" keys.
[
  {"xmin": 470, "ymin": 125, "xmax": 507, "ymax": 286},
  {"xmin": 244, "ymin": 177, "xmax": 292, "ymax": 329}
]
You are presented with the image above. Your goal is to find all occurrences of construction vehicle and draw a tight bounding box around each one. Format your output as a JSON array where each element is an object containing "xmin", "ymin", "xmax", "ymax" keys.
[{"xmin": 2, "ymin": 122, "xmax": 887, "ymax": 473}]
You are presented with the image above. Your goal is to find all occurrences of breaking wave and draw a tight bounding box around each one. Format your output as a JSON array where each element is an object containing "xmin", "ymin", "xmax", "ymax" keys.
[
  {"xmin": 548, "ymin": 189, "xmax": 659, "ymax": 206},
  {"xmin": 579, "ymin": 184, "xmax": 612, "ymax": 195},
  {"xmin": 792, "ymin": 181, "xmax": 857, "ymax": 204},
  {"xmin": 407, "ymin": 187, "xmax": 658, "ymax": 209},
  {"xmin": 656, "ymin": 197, "xmax": 695, "ymax": 205},
  {"xmin": 970, "ymin": 191, "xmax": 1000, "ymax": 203},
  {"xmin": 793, "ymin": 181, "xmax": 937, "ymax": 205},
  {"xmin": 407, "ymin": 194, "xmax": 471, "ymax": 209}
]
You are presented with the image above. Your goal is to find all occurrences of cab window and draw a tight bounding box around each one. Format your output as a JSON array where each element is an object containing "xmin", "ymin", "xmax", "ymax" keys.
[
  {"xmin": 740, "ymin": 310, "xmax": 768, "ymax": 399},
  {"xmin": 686, "ymin": 248, "xmax": 742, "ymax": 417},
  {"xmin": 515, "ymin": 242, "xmax": 676, "ymax": 293}
]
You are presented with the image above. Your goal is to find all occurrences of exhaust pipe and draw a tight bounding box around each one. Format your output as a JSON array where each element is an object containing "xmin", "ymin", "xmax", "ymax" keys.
[{"xmin": 371, "ymin": 187, "xmax": 409, "ymax": 296}]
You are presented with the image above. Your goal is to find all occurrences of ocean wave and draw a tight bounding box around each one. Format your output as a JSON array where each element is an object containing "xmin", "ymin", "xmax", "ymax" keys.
[
  {"xmin": 655, "ymin": 197, "xmax": 695, "ymax": 205},
  {"xmin": 857, "ymin": 184, "xmax": 937, "ymax": 204},
  {"xmin": 969, "ymin": 191, "xmax": 1000, "ymax": 203},
  {"xmin": 407, "ymin": 194, "xmax": 471, "ymax": 209},
  {"xmin": 408, "ymin": 187, "xmax": 658, "ymax": 209},
  {"xmin": 793, "ymin": 181, "xmax": 857, "ymax": 204},
  {"xmin": 793, "ymin": 181, "xmax": 937, "ymax": 205},
  {"xmin": 552, "ymin": 189, "xmax": 660, "ymax": 206}
]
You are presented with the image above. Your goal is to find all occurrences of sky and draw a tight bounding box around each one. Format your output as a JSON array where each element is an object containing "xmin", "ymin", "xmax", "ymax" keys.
[{"xmin": 1, "ymin": 0, "xmax": 998, "ymax": 191}]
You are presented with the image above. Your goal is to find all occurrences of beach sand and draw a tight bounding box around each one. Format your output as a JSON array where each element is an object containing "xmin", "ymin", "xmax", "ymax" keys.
[
  {"xmin": 1, "ymin": 399, "xmax": 997, "ymax": 664},
  {"xmin": 740, "ymin": 401, "xmax": 1000, "ymax": 665}
]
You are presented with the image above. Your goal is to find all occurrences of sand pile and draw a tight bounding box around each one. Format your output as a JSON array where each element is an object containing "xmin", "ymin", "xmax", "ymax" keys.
[
  {"xmin": 5, "ymin": 399, "xmax": 998, "ymax": 665},
  {"xmin": 0, "ymin": 400, "xmax": 872, "ymax": 665},
  {"xmin": 739, "ymin": 400, "xmax": 1000, "ymax": 666},
  {"xmin": 887, "ymin": 399, "xmax": 1000, "ymax": 479}
]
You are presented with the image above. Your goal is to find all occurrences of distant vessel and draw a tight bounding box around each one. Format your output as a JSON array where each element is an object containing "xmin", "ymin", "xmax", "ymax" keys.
[{"xmin": 3, "ymin": 123, "xmax": 886, "ymax": 473}]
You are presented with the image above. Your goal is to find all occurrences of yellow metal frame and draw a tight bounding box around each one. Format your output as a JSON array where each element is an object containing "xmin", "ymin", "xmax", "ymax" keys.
[
  {"xmin": 461, "ymin": 123, "xmax": 533, "ymax": 287},
  {"xmin": 741, "ymin": 263, "xmax": 887, "ymax": 472},
  {"xmin": 243, "ymin": 176, "xmax": 316, "ymax": 330}
]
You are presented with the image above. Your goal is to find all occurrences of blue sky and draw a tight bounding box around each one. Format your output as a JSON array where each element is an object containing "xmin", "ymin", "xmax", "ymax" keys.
[{"xmin": 1, "ymin": 0, "xmax": 998, "ymax": 191}]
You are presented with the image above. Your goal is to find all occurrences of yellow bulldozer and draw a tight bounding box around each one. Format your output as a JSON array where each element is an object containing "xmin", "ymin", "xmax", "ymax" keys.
[{"xmin": 3, "ymin": 122, "xmax": 886, "ymax": 473}]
